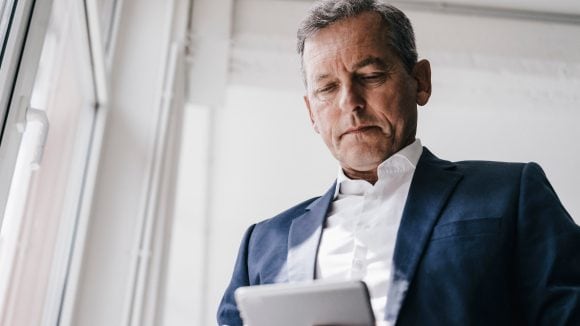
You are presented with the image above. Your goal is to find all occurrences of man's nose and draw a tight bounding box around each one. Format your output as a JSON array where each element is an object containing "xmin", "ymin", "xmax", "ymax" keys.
[{"xmin": 338, "ymin": 82, "xmax": 365, "ymax": 113}]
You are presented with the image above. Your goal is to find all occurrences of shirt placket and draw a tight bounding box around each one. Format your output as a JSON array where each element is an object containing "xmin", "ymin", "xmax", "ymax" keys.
[{"xmin": 350, "ymin": 187, "xmax": 372, "ymax": 280}]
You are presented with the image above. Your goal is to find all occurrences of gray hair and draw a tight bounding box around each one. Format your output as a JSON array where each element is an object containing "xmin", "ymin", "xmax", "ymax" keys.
[{"xmin": 297, "ymin": 0, "xmax": 418, "ymax": 81}]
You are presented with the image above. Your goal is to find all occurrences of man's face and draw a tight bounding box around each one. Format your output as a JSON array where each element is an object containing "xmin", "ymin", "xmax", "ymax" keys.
[{"xmin": 303, "ymin": 12, "xmax": 431, "ymax": 180}]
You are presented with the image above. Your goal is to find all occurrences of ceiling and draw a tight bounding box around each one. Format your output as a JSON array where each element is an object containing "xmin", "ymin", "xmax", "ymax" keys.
[
  {"xmin": 257, "ymin": 0, "xmax": 580, "ymax": 16},
  {"xmin": 407, "ymin": 0, "xmax": 580, "ymax": 14}
]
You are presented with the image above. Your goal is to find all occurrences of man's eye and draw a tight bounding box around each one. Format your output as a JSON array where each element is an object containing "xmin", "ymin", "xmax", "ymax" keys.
[
  {"xmin": 316, "ymin": 84, "xmax": 337, "ymax": 94},
  {"xmin": 359, "ymin": 73, "xmax": 386, "ymax": 84}
]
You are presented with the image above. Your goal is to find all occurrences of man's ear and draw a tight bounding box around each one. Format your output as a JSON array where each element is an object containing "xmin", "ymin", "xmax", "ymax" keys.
[
  {"xmin": 304, "ymin": 95, "xmax": 319, "ymax": 133},
  {"xmin": 413, "ymin": 59, "xmax": 432, "ymax": 106}
]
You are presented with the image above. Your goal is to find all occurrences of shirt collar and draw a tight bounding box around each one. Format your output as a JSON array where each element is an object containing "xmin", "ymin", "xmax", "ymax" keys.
[{"xmin": 334, "ymin": 139, "xmax": 423, "ymax": 198}]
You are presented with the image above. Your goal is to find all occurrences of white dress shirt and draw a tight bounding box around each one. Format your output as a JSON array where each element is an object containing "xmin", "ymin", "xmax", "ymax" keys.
[{"xmin": 315, "ymin": 139, "xmax": 423, "ymax": 322}]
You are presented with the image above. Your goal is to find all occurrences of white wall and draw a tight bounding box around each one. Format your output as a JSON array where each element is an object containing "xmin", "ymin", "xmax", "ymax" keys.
[{"xmin": 164, "ymin": 1, "xmax": 580, "ymax": 325}]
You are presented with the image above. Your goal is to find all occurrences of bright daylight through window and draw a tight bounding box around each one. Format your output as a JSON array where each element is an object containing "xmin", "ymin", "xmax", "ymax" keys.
[{"xmin": 0, "ymin": 0, "xmax": 97, "ymax": 324}]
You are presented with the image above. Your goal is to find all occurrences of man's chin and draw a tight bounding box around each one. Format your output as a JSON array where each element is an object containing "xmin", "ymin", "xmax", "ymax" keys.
[
  {"xmin": 341, "ymin": 156, "xmax": 385, "ymax": 173},
  {"xmin": 344, "ymin": 143, "xmax": 391, "ymax": 159}
]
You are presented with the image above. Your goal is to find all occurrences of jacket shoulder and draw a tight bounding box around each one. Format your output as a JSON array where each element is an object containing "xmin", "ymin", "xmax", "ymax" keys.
[
  {"xmin": 421, "ymin": 147, "xmax": 529, "ymax": 179},
  {"xmin": 254, "ymin": 196, "xmax": 320, "ymax": 231},
  {"xmin": 451, "ymin": 159, "xmax": 530, "ymax": 180},
  {"xmin": 454, "ymin": 159, "xmax": 526, "ymax": 171}
]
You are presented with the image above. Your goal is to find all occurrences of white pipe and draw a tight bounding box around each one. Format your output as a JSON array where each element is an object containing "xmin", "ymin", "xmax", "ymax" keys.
[
  {"xmin": 129, "ymin": 40, "xmax": 180, "ymax": 326},
  {"xmin": 123, "ymin": 0, "xmax": 181, "ymax": 324}
]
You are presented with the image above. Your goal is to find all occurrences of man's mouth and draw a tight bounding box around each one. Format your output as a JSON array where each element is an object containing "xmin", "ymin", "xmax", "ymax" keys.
[{"xmin": 341, "ymin": 125, "xmax": 378, "ymax": 137}]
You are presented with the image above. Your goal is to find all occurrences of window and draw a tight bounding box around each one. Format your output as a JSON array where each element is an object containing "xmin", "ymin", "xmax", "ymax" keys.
[
  {"xmin": 0, "ymin": 0, "xmax": 52, "ymax": 224},
  {"xmin": 0, "ymin": 0, "xmax": 188, "ymax": 324},
  {"xmin": 0, "ymin": 0, "xmax": 17, "ymax": 67},
  {"xmin": 0, "ymin": 0, "xmax": 101, "ymax": 324}
]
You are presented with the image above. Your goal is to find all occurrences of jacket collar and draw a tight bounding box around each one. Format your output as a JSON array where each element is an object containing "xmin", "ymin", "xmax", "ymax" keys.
[
  {"xmin": 385, "ymin": 148, "xmax": 462, "ymax": 322},
  {"xmin": 287, "ymin": 182, "xmax": 336, "ymax": 282},
  {"xmin": 286, "ymin": 148, "xmax": 462, "ymax": 323}
]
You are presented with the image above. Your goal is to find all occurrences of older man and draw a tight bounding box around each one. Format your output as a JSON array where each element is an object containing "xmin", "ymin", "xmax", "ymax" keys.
[{"xmin": 217, "ymin": 0, "xmax": 580, "ymax": 325}]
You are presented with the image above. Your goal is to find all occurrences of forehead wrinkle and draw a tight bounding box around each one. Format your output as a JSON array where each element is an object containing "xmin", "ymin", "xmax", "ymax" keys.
[
  {"xmin": 352, "ymin": 56, "xmax": 389, "ymax": 71},
  {"xmin": 305, "ymin": 49, "xmax": 347, "ymax": 85},
  {"xmin": 303, "ymin": 32, "xmax": 392, "ymax": 71}
]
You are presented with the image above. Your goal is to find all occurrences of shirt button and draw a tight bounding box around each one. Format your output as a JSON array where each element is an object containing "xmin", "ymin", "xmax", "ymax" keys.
[{"xmin": 353, "ymin": 259, "xmax": 364, "ymax": 269}]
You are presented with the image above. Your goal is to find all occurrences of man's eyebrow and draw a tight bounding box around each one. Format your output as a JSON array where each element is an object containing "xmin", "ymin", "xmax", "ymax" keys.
[
  {"xmin": 314, "ymin": 73, "xmax": 331, "ymax": 83},
  {"xmin": 311, "ymin": 57, "xmax": 389, "ymax": 84},
  {"xmin": 352, "ymin": 56, "xmax": 389, "ymax": 71}
]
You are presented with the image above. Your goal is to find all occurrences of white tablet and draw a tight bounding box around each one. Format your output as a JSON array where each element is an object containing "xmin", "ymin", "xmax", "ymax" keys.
[{"xmin": 234, "ymin": 280, "xmax": 375, "ymax": 326}]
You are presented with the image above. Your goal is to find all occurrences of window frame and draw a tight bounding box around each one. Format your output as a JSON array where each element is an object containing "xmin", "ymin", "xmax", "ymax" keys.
[
  {"xmin": 0, "ymin": 0, "xmax": 56, "ymax": 224},
  {"xmin": 0, "ymin": 0, "xmax": 108, "ymax": 324},
  {"xmin": 0, "ymin": 0, "xmax": 18, "ymax": 66},
  {"xmin": 0, "ymin": 0, "xmax": 189, "ymax": 324}
]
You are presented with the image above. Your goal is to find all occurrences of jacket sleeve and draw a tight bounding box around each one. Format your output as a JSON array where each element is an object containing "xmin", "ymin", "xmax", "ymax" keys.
[
  {"xmin": 516, "ymin": 162, "xmax": 580, "ymax": 324},
  {"xmin": 216, "ymin": 224, "xmax": 256, "ymax": 326}
]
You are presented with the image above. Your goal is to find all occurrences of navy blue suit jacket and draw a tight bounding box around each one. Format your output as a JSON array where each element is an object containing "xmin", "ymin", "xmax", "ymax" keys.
[{"xmin": 217, "ymin": 148, "xmax": 580, "ymax": 325}]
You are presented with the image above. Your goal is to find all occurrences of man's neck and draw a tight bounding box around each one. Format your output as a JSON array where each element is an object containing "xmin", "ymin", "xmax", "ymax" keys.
[
  {"xmin": 339, "ymin": 138, "xmax": 422, "ymax": 185},
  {"xmin": 342, "ymin": 167, "xmax": 378, "ymax": 185}
]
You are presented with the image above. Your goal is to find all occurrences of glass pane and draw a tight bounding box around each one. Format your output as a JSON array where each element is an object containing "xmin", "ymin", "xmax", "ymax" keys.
[
  {"xmin": 0, "ymin": 0, "xmax": 96, "ymax": 323},
  {"xmin": 0, "ymin": 0, "xmax": 16, "ymax": 68}
]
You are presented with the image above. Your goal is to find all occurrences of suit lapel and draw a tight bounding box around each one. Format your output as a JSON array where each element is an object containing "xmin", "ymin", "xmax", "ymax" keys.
[
  {"xmin": 385, "ymin": 148, "xmax": 463, "ymax": 322},
  {"xmin": 287, "ymin": 183, "xmax": 336, "ymax": 282}
]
